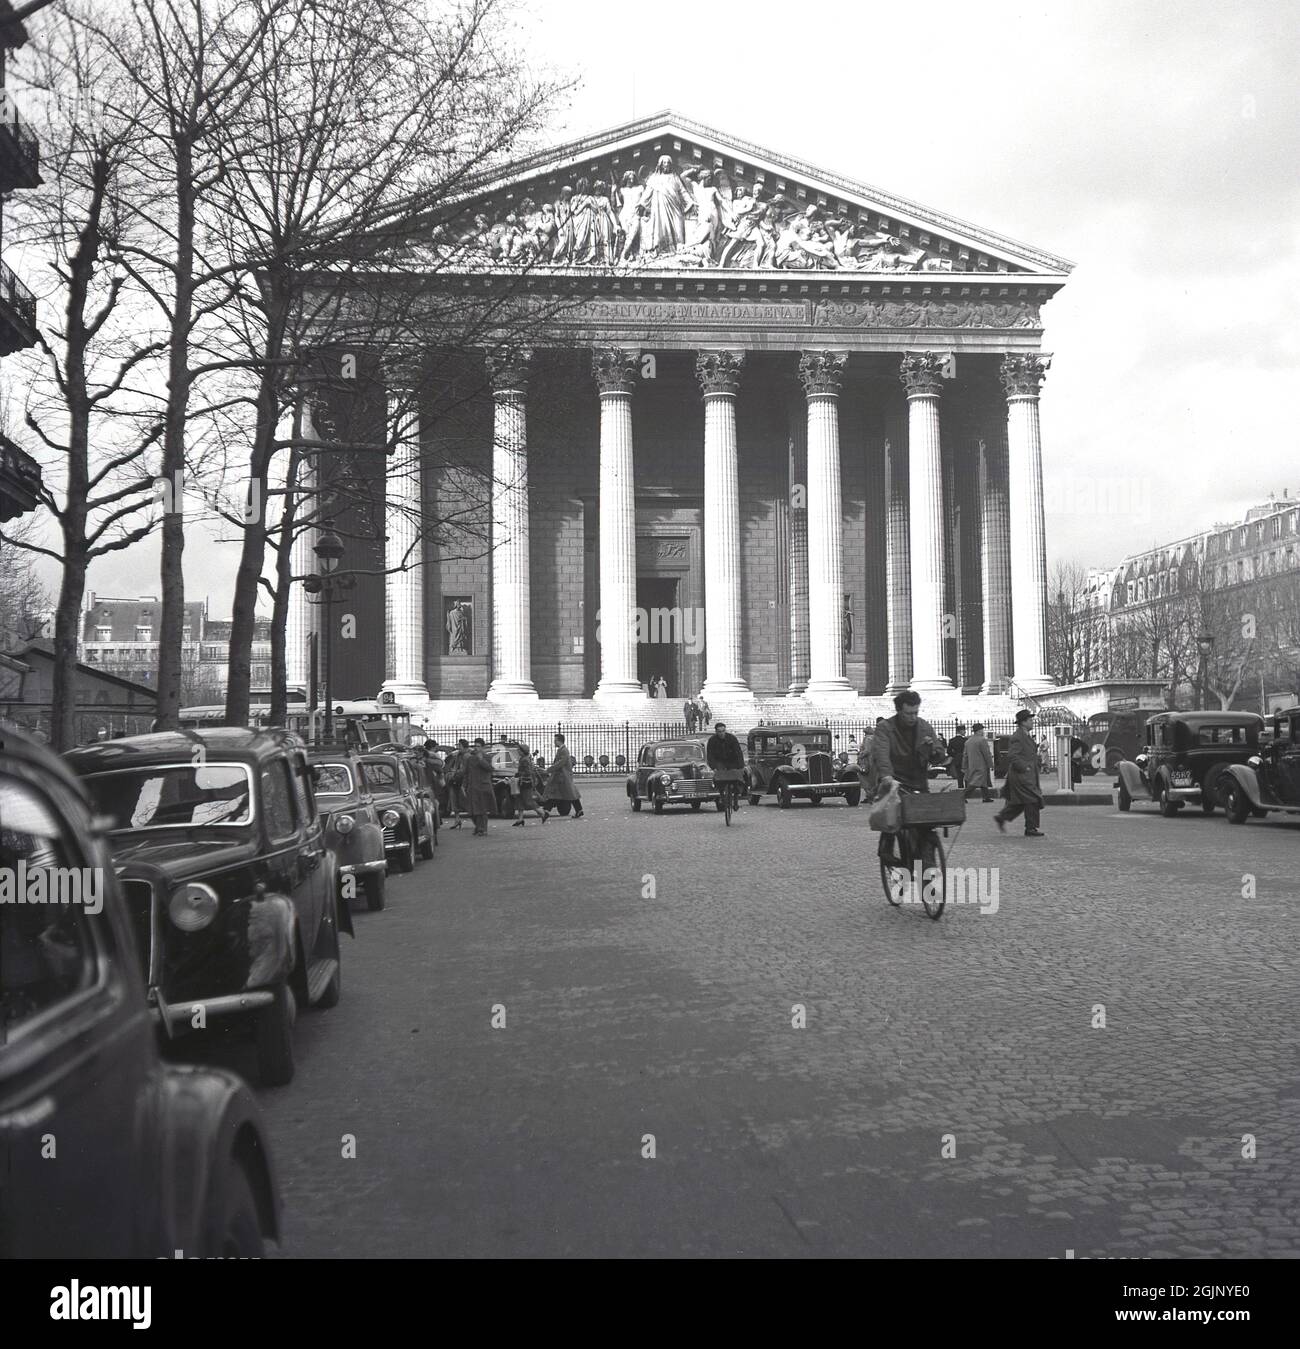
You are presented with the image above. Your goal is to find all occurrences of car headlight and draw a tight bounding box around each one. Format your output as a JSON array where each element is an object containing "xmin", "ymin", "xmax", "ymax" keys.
[
  {"xmin": 335, "ymin": 814, "xmax": 355, "ymax": 834},
  {"xmin": 1248, "ymin": 756, "xmax": 1262, "ymax": 768},
  {"xmin": 168, "ymin": 882, "xmax": 219, "ymax": 932},
  {"xmin": 382, "ymin": 809, "xmax": 399, "ymax": 826}
]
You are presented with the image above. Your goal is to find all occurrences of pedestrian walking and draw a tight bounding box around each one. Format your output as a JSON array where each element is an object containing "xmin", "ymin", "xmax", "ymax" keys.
[
  {"xmin": 962, "ymin": 723, "xmax": 996, "ymax": 802},
  {"xmin": 947, "ymin": 723, "xmax": 968, "ymax": 789},
  {"xmin": 1069, "ymin": 733, "xmax": 1087, "ymax": 786},
  {"xmin": 463, "ymin": 738, "xmax": 497, "ymax": 836},
  {"xmin": 857, "ymin": 717, "xmax": 886, "ymax": 800},
  {"xmin": 445, "ymin": 738, "xmax": 469, "ymax": 828},
  {"xmin": 545, "ymin": 733, "xmax": 585, "ymax": 818},
  {"xmin": 994, "ymin": 710, "xmax": 1045, "ymax": 836},
  {"xmin": 684, "ymin": 698, "xmax": 697, "ymax": 734},
  {"xmin": 510, "ymin": 747, "xmax": 549, "ymax": 826},
  {"xmin": 698, "ymin": 697, "xmax": 712, "ymax": 727}
]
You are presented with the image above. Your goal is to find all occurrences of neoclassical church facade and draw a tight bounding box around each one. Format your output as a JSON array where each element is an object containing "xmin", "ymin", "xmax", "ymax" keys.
[{"xmin": 286, "ymin": 112, "xmax": 1070, "ymax": 722}]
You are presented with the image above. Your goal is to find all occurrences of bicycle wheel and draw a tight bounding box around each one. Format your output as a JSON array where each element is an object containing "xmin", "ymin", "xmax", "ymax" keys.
[
  {"xmin": 918, "ymin": 830, "xmax": 946, "ymax": 920},
  {"xmin": 879, "ymin": 829, "xmax": 912, "ymax": 907},
  {"xmin": 723, "ymin": 785, "xmax": 733, "ymax": 826}
]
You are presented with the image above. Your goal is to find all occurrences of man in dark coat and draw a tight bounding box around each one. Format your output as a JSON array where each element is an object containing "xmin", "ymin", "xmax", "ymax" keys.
[
  {"xmin": 545, "ymin": 733, "xmax": 585, "ymax": 819},
  {"xmin": 705, "ymin": 720, "xmax": 745, "ymax": 810},
  {"xmin": 872, "ymin": 692, "xmax": 948, "ymax": 860},
  {"xmin": 995, "ymin": 710, "xmax": 1045, "ymax": 836},
  {"xmin": 947, "ymin": 723, "xmax": 968, "ymax": 789},
  {"xmin": 463, "ymin": 738, "xmax": 497, "ymax": 836}
]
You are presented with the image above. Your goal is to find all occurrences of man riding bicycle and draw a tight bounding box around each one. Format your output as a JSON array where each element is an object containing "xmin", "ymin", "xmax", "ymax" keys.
[
  {"xmin": 871, "ymin": 691, "xmax": 948, "ymax": 860},
  {"xmin": 706, "ymin": 720, "xmax": 746, "ymax": 812}
]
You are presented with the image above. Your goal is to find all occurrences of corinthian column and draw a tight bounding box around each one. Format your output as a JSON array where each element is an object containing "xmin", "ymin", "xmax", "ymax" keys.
[
  {"xmin": 979, "ymin": 433, "xmax": 1013, "ymax": 693},
  {"xmin": 380, "ymin": 384, "xmax": 428, "ymax": 701},
  {"xmin": 900, "ymin": 352, "xmax": 953, "ymax": 691},
  {"xmin": 697, "ymin": 350, "xmax": 752, "ymax": 701},
  {"xmin": 592, "ymin": 347, "xmax": 643, "ymax": 702},
  {"xmin": 486, "ymin": 349, "xmax": 538, "ymax": 701},
  {"xmin": 787, "ymin": 390, "xmax": 810, "ymax": 695},
  {"xmin": 286, "ymin": 399, "xmax": 320, "ymax": 690},
  {"xmin": 798, "ymin": 351, "xmax": 854, "ymax": 700},
  {"xmin": 884, "ymin": 431, "xmax": 911, "ymax": 693},
  {"xmin": 1001, "ymin": 353, "xmax": 1054, "ymax": 694}
]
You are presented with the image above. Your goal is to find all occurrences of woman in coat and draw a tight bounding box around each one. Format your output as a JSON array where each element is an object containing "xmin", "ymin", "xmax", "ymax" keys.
[
  {"xmin": 544, "ymin": 733, "xmax": 585, "ymax": 819},
  {"xmin": 510, "ymin": 747, "xmax": 549, "ymax": 827},
  {"xmin": 994, "ymin": 711, "xmax": 1045, "ymax": 836},
  {"xmin": 462, "ymin": 738, "xmax": 497, "ymax": 836},
  {"xmin": 961, "ymin": 723, "xmax": 996, "ymax": 803}
]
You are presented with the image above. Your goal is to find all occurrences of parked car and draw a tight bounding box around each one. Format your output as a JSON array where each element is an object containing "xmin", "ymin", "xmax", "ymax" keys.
[
  {"xmin": 1114, "ymin": 711, "xmax": 1264, "ymax": 816},
  {"xmin": 626, "ymin": 736, "xmax": 720, "ymax": 813},
  {"xmin": 65, "ymin": 729, "xmax": 350, "ymax": 1087},
  {"xmin": 1084, "ymin": 709, "xmax": 1158, "ymax": 774},
  {"xmin": 1221, "ymin": 705, "xmax": 1300, "ymax": 824},
  {"xmin": 0, "ymin": 725, "xmax": 280, "ymax": 1256},
  {"xmin": 488, "ymin": 740, "xmax": 543, "ymax": 818},
  {"xmin": 746, "ymin": 724, "xmax": 861, "ymax": 807},
  {"xmin": 308, "ymin": 748, "xmax": 387, "ymax": 911},
  {"xmin": 358, "ymin": 750, "xmax": 435, "ymax": 871}
]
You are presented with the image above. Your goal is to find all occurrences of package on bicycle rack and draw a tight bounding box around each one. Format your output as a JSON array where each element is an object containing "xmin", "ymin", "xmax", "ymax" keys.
[{"xmin": 899, "ymin": 790, "xmax": 967, "ymax": 827}]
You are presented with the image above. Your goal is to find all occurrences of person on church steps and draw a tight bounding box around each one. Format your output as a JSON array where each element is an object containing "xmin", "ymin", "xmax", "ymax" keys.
[
  {"xmin": 510, "ymin": 746, "xmax": 549, "ymax": 826},
  {"xmin": 463, "ymin": 738, "xmax": 497, "ymax": 837},
  {"xmin": 545, "ymin": 733, "xmax": 585, "ymax": 819},
  {"xmin": 962, "ymin": 723, "xmax": 996, "ymax": 803},
  {"xmin": 994, "ymin": 710, "xmax": 1045, "ymax": 837}
]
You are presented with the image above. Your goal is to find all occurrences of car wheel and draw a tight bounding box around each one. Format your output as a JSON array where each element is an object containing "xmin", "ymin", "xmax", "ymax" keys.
[
  {"xmin": 254, "ymin": 981, "xmax": 296, "ymax": 1087},
  {"xmin": 206, "ymin": 1162, "xmax": 265, "ymax": 1258},
  {"xmin": 630, "ymin": 795, "xmax": 642, "ymax": 812},
  {"xmin": 363, "ymin": 869, "xmax": 386, "ymax": 912},
  {"xmin": 691, "ymin": 799, "xmax": 702, "ymax": 811},
  {"xmin": 844, "ymin": 786, "xmax": 862, "ymax": 808},
  {"xmin": 392, "ymin": 828, "xmax": 416, "ymax": 873},
  {"xmin": 1223, "ymin": 782, "xmax": 1250, "ymax": 824},
  {"xmin": 1158, "ymin": 783, "xmax": 1181, "ymax": 817},
  {"xmin": 419, "ymin": 814, "xmax": 434, "ymax": 860},
  {"xmin": 748, "ymin": 793, "xmax": 761, "ymax": 807},
  {"xmin": 1117, "ymin": 781, "xmax": 1132, "ymax": 812},
  {"xmin": 776, "ymin": 779, "xmax": 792, "ymax": 809}
]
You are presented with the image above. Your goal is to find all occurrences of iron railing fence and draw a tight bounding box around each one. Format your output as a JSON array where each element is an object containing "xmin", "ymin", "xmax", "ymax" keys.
[{"xmin": 416, "ymin": 717, "xmax": 1061, "ymax": 772}]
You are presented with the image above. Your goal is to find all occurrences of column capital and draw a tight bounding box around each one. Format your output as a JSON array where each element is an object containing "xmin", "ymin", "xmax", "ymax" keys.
[
  {"xmin": 592, "ymin": 346, "xmax": 639, "ymax": 396},
  {"xmin": 798, "ymin": 350, "xmax": 847, "ymax": 398},
  {"xmin": 695, "ymin": 349, "xmax": 745, "ymax": 397},
  {"xmin": 899, "ymin": 351, "xmax": 950, "ymax": 399},
  {"xmin": 486, "ymin": 346, "xmax": 532, "ymax": 398},
  {"xmin": 1000, "ymin": 352, "xmax": 1051, "ymax": 399}
]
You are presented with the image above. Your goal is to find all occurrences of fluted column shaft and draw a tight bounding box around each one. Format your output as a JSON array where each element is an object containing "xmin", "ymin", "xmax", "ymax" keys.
[
  {"xmin": 1002, "ymin": 354, "xmax": 1054, "ymax": 694},
  {"xmin": 697, "ymin": 351, "xmax": 751, "ymax": 700},
  {"xmin": 979, "ymin": 433, "xmax": 1013, "ymax": 693},
  {"xmin": 592, "ymin": 348, "xmax": 643, "ymax": 702},
  {"xmin": 901, "ymin": 352, "xmax": 954, "ymax": 691},
  {"xmin": 380, "ymin": 388, "xmax": 428, "ymax": 700},
  {"xmin": 884, "ymin": 430, "xmax": 912, "ymax": 693},
  {"xmin": 487, "ymin": 351, "xmax": 538, "ymax": 701},
  {"xmin": 287, "ymin": 400, "xmax": 320, "ymax": 690},
  {"xmin": 787, "ymin": 392, "xmax": 810, "ymax": 695},
  {"xmin": 799, "ymin": 352, "xmax": 854, "ymax": 698}
]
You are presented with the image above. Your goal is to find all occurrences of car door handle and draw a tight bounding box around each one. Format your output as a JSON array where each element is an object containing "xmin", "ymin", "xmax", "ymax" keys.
[{"xmin": 0, "ymin": 1095, "xmax": 56, "ymax": 1133}]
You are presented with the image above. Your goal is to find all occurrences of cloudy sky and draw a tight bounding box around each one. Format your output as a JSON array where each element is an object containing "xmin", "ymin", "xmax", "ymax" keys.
[{"xmin": 59, "ymin": 0, "xmax": 1300, "ymax": 612}]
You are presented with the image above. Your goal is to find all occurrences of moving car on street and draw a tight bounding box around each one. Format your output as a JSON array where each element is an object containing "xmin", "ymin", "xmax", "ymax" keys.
[
  {"xmin": 1221, "ymin": 705, "xmax": 1300, "ymax": 824},
  {"xmin": 1, "ymin": 725, "xmax": 281, "ymax": 1256},
  {"xmin": 358, "ymin": 750, "xmax": 436, "ymax": 872},
  {"xmin": 1115, "ymin": 711, "xmax": 1264, "ymax": 816},
  {"xmin": 65, "ymin": 729, "xmax": 350, "ymax": 1087},
  {"xmin": 308, "ymin": 747, "xmax": 387, "ymax": 911},
  {"xmin": 746, "ymin": 724, "xmax": 861, "ymax": 808},
  {"xmin": 626, "ymin": 736, "xmax": 720, "ymax": 813}
]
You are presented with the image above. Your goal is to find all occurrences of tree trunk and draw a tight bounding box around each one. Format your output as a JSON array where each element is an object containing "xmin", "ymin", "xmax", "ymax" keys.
[
  {"xmin": 50, "ymin": 546, "xmax": 88, "ymax": 752},
  {"xmin": 268, "ymin": 443, "xmax": 302, "ymax": 728}
]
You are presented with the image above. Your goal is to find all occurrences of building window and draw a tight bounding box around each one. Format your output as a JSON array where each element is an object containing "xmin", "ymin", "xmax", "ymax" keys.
[
  {"xmin": 136, "ymin": 625, "xmax": 152, "ymax": 641},
  {"xmin": 96, "ymin": 626, "xmax": 111, "ymax": 641}
]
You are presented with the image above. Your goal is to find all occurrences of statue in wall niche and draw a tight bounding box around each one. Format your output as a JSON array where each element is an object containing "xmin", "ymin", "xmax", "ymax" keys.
[
  {"xmin": 843, "ymin": 594, "xmax": 855, "ymax": 654},
  {"xmin": 446, "ymin": 600, "xmax": 473, "ymax": 656}
]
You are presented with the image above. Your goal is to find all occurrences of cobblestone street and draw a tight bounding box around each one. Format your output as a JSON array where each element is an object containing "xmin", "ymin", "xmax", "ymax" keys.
[{"xmin": 256, "ymin": 785, "xmax": 1300, "ymax": 1258}]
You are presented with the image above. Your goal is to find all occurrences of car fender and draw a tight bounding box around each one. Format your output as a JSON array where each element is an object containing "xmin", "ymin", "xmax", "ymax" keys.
[
  {"xmin": 152, "ymin": 1063, "xmax": 281, "ymax": 1256},
  {"xmin": 246, "ymin": 892, "xmax": 297, "ymax": 991},
  {"xmin": 625, "ymin": 775, "xmax": 637, "ymax": 798},
  {"xmin": 1223, "ymin": 763, "xmax": 1265, "ymax": 808},
  {"xmin": 1116, "ymin": 760, "xmax": 1145, "ymax": 796},
  {"xmin": 836, "ymin": 768, "xmax": 861, "ymax": 785}
]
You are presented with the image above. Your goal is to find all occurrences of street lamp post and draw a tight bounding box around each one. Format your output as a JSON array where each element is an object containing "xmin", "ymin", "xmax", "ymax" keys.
[
  {"xmin": 303, "ymin": 530, "xmax": 353, "ymax": 742},
  {"xmin": 1196, "ymin": 632, "xmax": 1214, "ymax": 712}
]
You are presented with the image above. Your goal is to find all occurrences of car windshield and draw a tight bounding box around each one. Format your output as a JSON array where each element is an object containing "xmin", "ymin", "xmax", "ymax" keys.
[
  {"xmin": 761, "ymin": 735, "xmax": 830, "ymax": 754},
  {"xmin": 491, "ymin": 748, "xmax": 520, "ymax": 771},
  {"xmin": 314, "ymin": 763, "xmax": 354, "ymax": 796},
  {"xmin": 83, "ymin": 764, "xmax": 252, "ymax": 829},
  {"xmin": 654, "ymin": 744, "xmax": 704, "ymax": 764},
  {"xmin": 361, "ymin": 761, "xmax": 397, "ymax": 791},
  {"xmin": 1197, "ymin": 725, "xmax": 1254, "ymax": 747}
]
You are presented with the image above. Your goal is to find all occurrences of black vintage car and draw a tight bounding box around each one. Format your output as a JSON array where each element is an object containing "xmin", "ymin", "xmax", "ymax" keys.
[
  {"xmin": 1, "ymin": 725, "xmax": 280, "ymax": 1255},
  {"xmin": 65, "ymin": 729, "xmax": 350, "ymax": 1087},
  {"xmin": 1115, "ymin": 711, "xmax": 1264, "ymax": 816},
  {"xmin": 746, "ymin": 724, "xmax": 861, "ymax": 807},
  {"xmin": 626, "ymin": 736, "xmax": 720, "ymax": 813},
  {"xmin": 308, "ymin": 748, "xmax": 387, "ymax": 911},
  {"xmin": 1221, "ymin": 705, "xmax": 1300, "ymax": 824},
  {"xmin": 357, "ymin": 751, "xmax": 435, "ymax": 871}
]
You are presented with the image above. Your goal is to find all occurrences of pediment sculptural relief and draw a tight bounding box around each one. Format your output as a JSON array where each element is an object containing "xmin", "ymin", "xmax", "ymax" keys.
[{"xmin": 423, "ymin": 154, "xmax": 966, "ymax": 274}]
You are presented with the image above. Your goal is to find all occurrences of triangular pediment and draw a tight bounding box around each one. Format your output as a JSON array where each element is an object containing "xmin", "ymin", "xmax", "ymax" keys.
[{"xmin": 415, "ymin": 111, "xmax": 1072, "ymax": 279}]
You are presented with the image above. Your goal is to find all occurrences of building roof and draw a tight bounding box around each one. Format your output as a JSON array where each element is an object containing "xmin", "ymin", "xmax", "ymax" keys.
[{"xmin": 10, "ymin": 640, "xmax": 160, "ymax": 698}]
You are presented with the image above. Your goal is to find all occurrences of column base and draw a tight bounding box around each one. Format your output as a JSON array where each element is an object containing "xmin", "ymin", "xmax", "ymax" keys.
[
  {"xmin": 379, "ymin": 680, "xmax": 430, "ymax": 702},
  {"xmin": 803, "ymin": 678, "xmax": 858, "ymax": 703},
  {"xmin": 701, "ymin": 679, "xmax": 753, "ymax": 701},
  {"xmin": 486, "ymin": 680, "xmax": 540, "ymax": 702},
  {"xmin": 909, "ymin": 675, "xmax": 955, "ymax": 693},
  {"xmin": 980, "ymin": 677, "xmax": 1009, "ymax": 696},
  {"xmin": 786, "ymin": 679, "xmax": 808, "ymax": 697},
  {"xmin": 885, "ymin": 679, "xmax": 912, "ymax": 695},
  {"xmin": 593, "ymin": 679, "xmax": 646, "ymax": 705}
]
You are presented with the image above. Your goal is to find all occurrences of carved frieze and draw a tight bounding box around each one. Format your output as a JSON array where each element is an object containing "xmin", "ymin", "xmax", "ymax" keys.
[
  {"xmin": 1000, "ymin": 353, "xmax": 1052, "ymax": 398},
  {"xmin": 900, "ymin": 352, "xmax": 949, "ymax": 398},
  {"xmin": 798, "ymin": 351, "xmax": 847, "ymax": 398},
  {"xmin": 815, "ymin": 298, "xmax": 1041, "ymax": 329},
  {"xmin": 695, "ymin": 350, "xmax": 745, "ymax": 397},
  {"xmin": 592, "ymin": 346, "xmax": 639, "ymax": 396}
]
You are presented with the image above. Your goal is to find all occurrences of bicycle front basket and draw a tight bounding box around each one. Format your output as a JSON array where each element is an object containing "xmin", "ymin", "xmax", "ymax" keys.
[{"xmin": 899, "ymin": 791, "xmax": 967, "ymax": 827}]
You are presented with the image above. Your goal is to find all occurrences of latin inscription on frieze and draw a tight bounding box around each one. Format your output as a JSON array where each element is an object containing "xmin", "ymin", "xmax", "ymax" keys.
[{"xmin": 559, "ymin": 298, "xmax": 811, "ymax": 326}]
